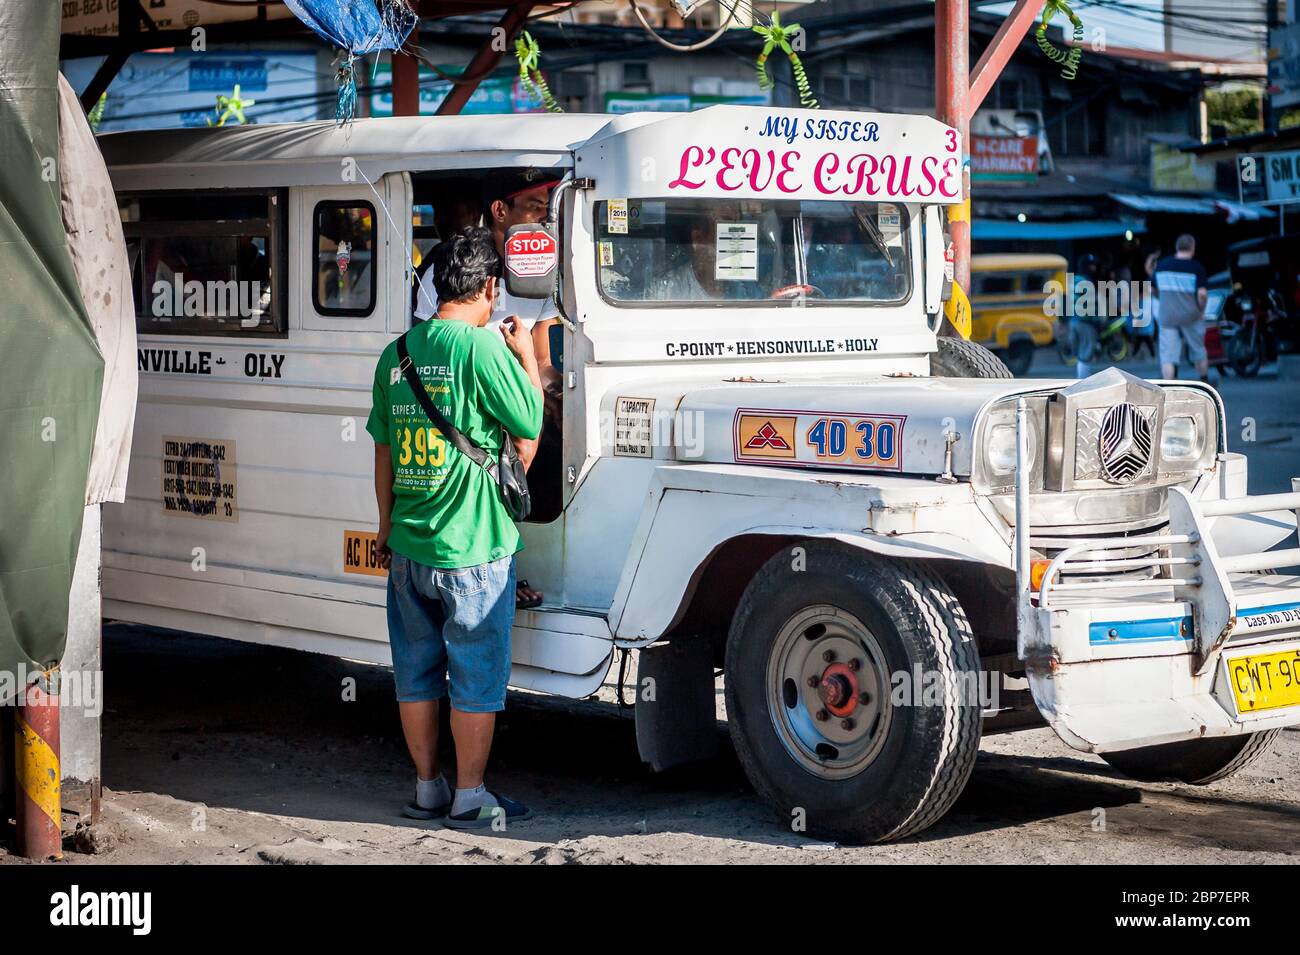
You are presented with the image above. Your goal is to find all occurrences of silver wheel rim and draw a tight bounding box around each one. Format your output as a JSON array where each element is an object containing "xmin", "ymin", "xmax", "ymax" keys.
[{"xmin": 765, "ymin": 604, "xmax": 893, "ymax": 780}]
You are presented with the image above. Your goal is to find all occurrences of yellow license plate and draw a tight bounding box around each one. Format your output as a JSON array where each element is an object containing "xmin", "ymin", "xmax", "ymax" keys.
[{"xmin": 1227, "ymin": 647, "xmax": 1300, "ymax": 713}]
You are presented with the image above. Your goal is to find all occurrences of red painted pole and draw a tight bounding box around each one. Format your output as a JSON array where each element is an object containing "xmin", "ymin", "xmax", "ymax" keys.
[
  {"xmin": 15, "ymin": 675, "xmax": 61, "ymax": 861},
  {"xmin": 392, "ymin": 31, "xmax": 422, "ymax": 117},
  {"xmin": 435, "ymin": 4, "xmax": 534, "ymax": 116},
  {"xmin": 935, "ymin": 0, "xmax": 971, "ymax": 309}
]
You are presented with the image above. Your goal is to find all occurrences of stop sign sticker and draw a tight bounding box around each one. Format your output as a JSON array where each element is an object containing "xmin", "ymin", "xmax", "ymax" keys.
[{"xmin": 505, "ymin": 229, "xmax": 558, "ymax": 278}]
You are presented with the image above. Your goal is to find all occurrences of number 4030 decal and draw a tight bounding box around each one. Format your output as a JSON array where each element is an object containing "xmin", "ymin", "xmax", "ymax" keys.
[{"xmin": 806, "ymin": 415, "xmax": 903, "ymax": 469}]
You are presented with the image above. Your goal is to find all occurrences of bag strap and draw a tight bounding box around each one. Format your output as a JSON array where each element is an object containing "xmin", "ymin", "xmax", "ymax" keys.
[{"xmin": 396, "ymin": 332, "xmax": 497, "ymax": 475}]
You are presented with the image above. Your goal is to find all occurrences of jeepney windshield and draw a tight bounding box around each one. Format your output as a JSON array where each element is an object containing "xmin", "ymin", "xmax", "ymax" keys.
[{"xmin": 594, "ymin": 198, "xmax": 910, "ymax": 306}]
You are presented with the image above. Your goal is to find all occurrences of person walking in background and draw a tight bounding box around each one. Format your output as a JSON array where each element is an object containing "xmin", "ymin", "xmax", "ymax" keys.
[
  {"xmin": 1129, "ymin": 249, "xmax": 1160, "ymax": 361},
  {"xmin": 1152, "ymin": 235, "xmax": 1209, "ymax": 382},
  {"xmin": 1069, "ymin": 253, "xmax": 1103, "ymax": 379}
]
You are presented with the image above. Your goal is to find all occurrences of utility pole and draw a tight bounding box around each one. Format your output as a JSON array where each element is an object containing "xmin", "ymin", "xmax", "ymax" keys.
[{"xmin": 935, "ymin": 0, "xmax": 1043, "ymax": 313}]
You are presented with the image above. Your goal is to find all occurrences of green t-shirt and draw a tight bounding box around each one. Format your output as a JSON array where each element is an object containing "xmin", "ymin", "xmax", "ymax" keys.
[{"xmin": 366, "ymin": 319, "xmax": 542, "ymax": 569}]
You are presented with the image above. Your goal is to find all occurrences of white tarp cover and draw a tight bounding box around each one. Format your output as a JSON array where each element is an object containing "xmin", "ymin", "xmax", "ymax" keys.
[{"xmin": 57, "ymin": 73, "xmax": 136, "ymax": 504}]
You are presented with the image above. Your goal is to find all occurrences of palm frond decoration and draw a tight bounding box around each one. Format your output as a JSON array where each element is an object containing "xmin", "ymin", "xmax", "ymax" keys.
[
  {"xmin": 515, "ymin": 31, "xmax": 563, "ymax": 113},
  {"xmin": 753, "ymin": 11, "xmax": 819, "ymax": 110},
  {"xmin": 1035, "ymin": 0, "xmax": 1084, "ymax": 81}
]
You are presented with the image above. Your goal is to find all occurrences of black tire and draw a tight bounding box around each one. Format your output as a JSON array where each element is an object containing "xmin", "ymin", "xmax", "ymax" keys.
[
  {"xmin": 930, "ymin": 337, "xmax": 1013, "ymax": 379},
  {"xmin": 724, "ymin": 541, "xmax": 982, "ymax": 843},
  {"xmin": 1000, "ymin": 339, "xmax": 1035, "ymax": 377},
  {"xmin": 1057, "ymin": 336, "xmax": 1077, "ymax": 365},
  {"xmin": 1229, "ymin": 333, "xmax": 1263, "ymax": 378},
  {"xmin": 1106, "ymin": 332, "xmax": 1130, "ymax": 363},
  {"xmin": 1101, "ymin": 729, "xmax": 1279, "ymax": 784}
]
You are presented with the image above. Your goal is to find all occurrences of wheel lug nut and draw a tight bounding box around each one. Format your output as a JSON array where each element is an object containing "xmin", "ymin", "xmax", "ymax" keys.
[
  {"xmin": 822, "ymin": 649, "xmax": 836, "ymax": 663},
  {"xmin": 806, "ymin": 675, "xmax": 820, "ymax": 688},
  {"xmin": 858, "ymin": 692, "xmax": 871, "ymax": 705},
  {"xmin": 848, "ymin": 658, "xmax": 861, "ymax": 672},
  {"xmin": 841, "ymin": 718, "xmax": 855, "ymax": 731},
  {"xmin": 815, "ymin": 709, "xmax": 830, "ymax": 722}
]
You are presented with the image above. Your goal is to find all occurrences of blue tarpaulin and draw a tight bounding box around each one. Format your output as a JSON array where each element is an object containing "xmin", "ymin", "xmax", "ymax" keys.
[
  {"xmin": 282, "ymin": 0, "xmax": 418, "ymax": 121},
  {"xmin": 282, "ymin": 0, "xmax": 417, "ymax": 55}
]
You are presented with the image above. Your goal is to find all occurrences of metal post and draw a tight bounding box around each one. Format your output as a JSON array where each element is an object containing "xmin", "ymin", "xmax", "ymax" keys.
[
  {"xmin": 15, "ymin": 672, "xmax": 61, "ymax": 861},
  {"xmin": 392, "ymin": 31, "xmax": 422, "ymax": 117},
  {"xmin": 434, "ymin": 4, "xmax": 534, "ymax": 116},
  {"xmin": 1014, "ymin": 399, "xmax": 1033, "ymax": 659},
  {"xmin": 935, "ymin": 0, "xmax": 970, "ymax": 299}
]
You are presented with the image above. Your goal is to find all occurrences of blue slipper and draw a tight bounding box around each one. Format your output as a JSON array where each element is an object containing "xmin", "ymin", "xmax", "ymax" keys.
[{"xmin": 443, "ymin": 792, "xmax": 533, "ymax": 830}]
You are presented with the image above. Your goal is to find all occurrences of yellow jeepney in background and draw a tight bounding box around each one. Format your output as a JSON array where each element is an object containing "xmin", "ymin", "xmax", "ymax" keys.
[{"xmin": 970, "ymin": 253, "xmax": 1066, "ymax": 375}]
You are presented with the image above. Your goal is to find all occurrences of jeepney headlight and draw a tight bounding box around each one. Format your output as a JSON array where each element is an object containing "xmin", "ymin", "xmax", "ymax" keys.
[
  {"xmin": 1160, "ymin": 415, "xmax": 1200, "ymax": 461},
  {"xmin": 987, "ymin": 422, "xmax": 1035, "ymax": 474}
]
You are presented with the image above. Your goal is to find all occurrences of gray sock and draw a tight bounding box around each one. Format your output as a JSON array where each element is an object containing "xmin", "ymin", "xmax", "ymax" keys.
[
  {"xmin": 451, "ymin": 783, "xmax": 498, "ymax": 816},
  {"xmin": 416, "ymin": 774, "xmax": 451, "ymax": 809}
]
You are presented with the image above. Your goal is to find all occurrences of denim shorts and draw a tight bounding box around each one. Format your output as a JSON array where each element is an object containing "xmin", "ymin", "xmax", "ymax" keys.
[{"xmin": 386, "ymin": 552, "xmax": 515, "ymax": 712}]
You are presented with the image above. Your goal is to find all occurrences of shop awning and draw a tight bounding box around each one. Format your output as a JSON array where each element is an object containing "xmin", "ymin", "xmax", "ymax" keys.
[
  {"xmin": 1110, "ymin": 193, "xmax": 1274, "ymax": 220},
  {"xmin": 973, "ymin": 219, "xmax": 1146, "ymax": 240}
]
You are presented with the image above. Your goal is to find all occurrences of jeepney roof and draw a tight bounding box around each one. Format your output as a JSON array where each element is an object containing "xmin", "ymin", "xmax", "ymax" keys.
[
  {"xmin": 98, "ymin": 106, "xmax": 963, "ymax": 203},
  {"xmin": 98, "ymin": 113, "xmax": 621, "ymax": 191}
]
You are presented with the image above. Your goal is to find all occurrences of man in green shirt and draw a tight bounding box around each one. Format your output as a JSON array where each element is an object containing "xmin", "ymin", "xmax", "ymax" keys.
[{"xmin": 367, "ymin": 227, "xmax": 542, "ymax": 828}]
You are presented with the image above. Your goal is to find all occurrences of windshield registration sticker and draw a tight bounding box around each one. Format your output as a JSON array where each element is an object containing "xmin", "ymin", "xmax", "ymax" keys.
[{"xmin": 716, "ymin": 223, "xmax": 758, "ymax": 282}]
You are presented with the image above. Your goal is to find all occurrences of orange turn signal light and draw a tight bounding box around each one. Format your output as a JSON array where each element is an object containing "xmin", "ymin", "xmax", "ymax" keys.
[{"xmin": 1029, "ymin": 559, "xmax": 1052, "ymax": 592}]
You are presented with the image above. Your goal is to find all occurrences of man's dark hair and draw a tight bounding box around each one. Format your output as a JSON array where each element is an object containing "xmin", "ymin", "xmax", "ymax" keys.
[
  {"xmin": 430, "ymin": 226, "xmax": 500, "ymax": 305},
  {"xmin": 1176, "ymin": 233, "xmax": 1196, "ymax": 253}
]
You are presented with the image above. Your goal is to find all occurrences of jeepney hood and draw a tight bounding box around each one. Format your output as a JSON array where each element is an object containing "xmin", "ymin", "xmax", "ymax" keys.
[{"xmin": 608, "ymin": 375, "xmax": 1057, "ymax": 477}]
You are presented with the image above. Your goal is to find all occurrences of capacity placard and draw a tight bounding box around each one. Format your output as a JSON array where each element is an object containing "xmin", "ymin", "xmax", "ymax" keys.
[
  {"xmin": 343, "ymin": 530, "xmax": 388, "ymax": 577},
  {"xmin": 161, "ymin": 436, "xmax": 238, "ymax": 521}
]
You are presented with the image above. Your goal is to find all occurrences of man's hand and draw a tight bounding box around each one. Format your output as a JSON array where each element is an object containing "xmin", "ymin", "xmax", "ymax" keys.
[
  {"xmin": 500, "ymin": 315, "xmax": 537, "ymax": 363},
  {"xmin": 376, "ymin": 519, "xmax": 392, "ymax": 570}
]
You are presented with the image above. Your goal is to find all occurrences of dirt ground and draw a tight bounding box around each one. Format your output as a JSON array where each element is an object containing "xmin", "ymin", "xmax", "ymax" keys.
[{"xmin": 4, "ymin": 623, "xmax": 1299, "ymax": 865}]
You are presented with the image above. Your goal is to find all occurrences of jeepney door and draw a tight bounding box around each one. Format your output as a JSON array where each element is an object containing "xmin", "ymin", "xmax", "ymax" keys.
[{"xmin": 293, "ymin": 173, "xmax": 410, "ymax": 334}]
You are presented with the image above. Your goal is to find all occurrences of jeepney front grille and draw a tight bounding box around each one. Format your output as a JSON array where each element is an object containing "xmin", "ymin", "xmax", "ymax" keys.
[{"xmin": 1031, "ymin": 520, "xmax": 1170, "ymax": 583}]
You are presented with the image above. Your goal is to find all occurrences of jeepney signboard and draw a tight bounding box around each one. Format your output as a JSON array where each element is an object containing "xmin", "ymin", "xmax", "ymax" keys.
[
  {"xmin": 62, "ymin": 1, "xmax": 294, "ymax": 35},
  {"xmin": 577, "ymin": 106, "xmax": 963, "ymax": 204},
  {"xmin": 161, "ymin": 436, "xmax": 238, "ymax": 522}
]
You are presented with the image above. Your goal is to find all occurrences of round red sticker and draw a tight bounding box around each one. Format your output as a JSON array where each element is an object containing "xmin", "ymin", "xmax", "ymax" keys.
[{"xmin": 506, "ymin": 230, "xmax": 558, "ymax": 278}]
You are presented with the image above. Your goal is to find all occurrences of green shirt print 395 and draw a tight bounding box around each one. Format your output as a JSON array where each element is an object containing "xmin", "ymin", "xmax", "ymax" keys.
[{"xmin": 367, "ymin": 319, "xmax": 542, "ymax": 570}]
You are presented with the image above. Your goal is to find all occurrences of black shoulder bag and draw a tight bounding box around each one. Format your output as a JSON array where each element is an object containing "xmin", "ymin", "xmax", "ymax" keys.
[{"xmin": 396, "ymin": 332, "xmax": 531, "ymax": 521}]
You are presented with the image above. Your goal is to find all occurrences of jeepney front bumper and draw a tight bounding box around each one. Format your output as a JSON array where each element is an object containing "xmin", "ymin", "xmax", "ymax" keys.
[{"xmin": 1012, "ymin": 403, "xmax": 1300, "ymax": 751}]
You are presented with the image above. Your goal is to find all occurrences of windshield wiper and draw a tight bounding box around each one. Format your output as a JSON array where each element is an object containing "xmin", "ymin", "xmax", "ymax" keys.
[{"xmin": 851, "ymin": 203, "xmax": 895, "ymax": 269}]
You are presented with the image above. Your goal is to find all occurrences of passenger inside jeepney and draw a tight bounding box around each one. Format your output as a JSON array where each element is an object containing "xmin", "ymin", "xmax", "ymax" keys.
[
  {"xmin": 411, "ymin": 169, "xmax": 567, "ymax": 607},
  {"xmin": 599, "ymin": 198, "xmax": 910, "ymax": 305}
]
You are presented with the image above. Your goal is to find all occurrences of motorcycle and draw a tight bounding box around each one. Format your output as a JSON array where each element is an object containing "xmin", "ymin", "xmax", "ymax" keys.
[
  {"xmin": 1220, "ymin": 287, "xmax": 1284, "ymax": 378},
  {"xmin": 1056, "ymin": 313, "xmax": 1130, "ymax": 364}
]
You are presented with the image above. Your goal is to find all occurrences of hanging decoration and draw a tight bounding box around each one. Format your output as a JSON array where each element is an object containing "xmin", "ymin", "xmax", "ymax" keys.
[
  {"xmin": 206, "ymin": 85, "xmax": 256, "ymax": 126},
  {"xmin": 1035, "ymin": 0, "xmax": 1084, "ymax": 81},
  {"xmin": 753, "ymin": 11, "xmax": 819, "ymax": 110},
  {"xmin": 515, "ymin": 31, "xmax": 563, "ymax": 113},
  {"xmin": 282, "ymin": 0, "xmax": 419, "ymax": 123}
]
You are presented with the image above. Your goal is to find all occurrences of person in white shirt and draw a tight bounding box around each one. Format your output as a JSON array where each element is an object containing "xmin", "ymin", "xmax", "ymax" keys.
[{"xmin": 413, "ymin": 169, "xmax": 564, "ymax": 610}]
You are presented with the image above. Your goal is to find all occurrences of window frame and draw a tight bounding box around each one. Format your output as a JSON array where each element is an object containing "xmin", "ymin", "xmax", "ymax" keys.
[
  {"xmin": 311, "ymin": 199, "xmax": 379, "ymax": 319},
  {"xmin": 122, "ymin": 188, "xmax": 289, "ymax": 339},
  {"xmin": 591, "ymin": 198, "xmax": 913, "ymax": 310}
]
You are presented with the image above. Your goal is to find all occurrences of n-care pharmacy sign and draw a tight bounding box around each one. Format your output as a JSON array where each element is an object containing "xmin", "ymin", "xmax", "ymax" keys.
[{"xmin": 1238, "ymin": 150, "xmax": 1300, "ymax": 206}]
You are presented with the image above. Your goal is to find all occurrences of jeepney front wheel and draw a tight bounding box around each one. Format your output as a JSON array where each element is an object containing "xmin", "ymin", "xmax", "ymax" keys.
[
  {"xmin": 1101, "ymin": 730, "xmax": 1280, "ymax": 785},
  {"xmin": 724, "ymin": 542, "xmax": 982, "ymax": 844}
]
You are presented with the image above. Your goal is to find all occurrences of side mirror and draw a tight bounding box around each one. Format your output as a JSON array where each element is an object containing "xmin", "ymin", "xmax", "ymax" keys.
[
  {"xmin": 923, "ymin": 206, "xmax": 947, "ymax": 316},
  {"xmin": 503, "ymin": 222, "xmax": 559, "ymax": 300}
]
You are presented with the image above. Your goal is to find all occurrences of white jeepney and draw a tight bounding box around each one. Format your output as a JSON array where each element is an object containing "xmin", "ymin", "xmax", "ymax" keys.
[{"xmin": 99, "ymin": 106, "xmax": 1300, "ymax": 843}]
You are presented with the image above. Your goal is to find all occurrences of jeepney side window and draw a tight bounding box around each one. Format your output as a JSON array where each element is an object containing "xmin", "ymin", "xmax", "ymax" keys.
[
  {"xmin": 313, "ymin": 201, "xmax": 377, "ymax": 317},
  {"xmin": 121, "ymin": 190, "xmax": 286, "ymax": 337},
  {"xmin": 973, "ymin": 274, "xmax": 1014, "ymax": 296},
  {"xmin": 1022, "ymin": 271, "xmax": 1052, "ymax": 294}
]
